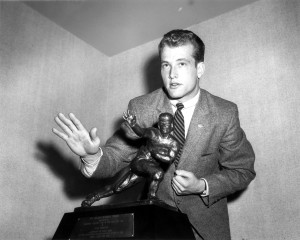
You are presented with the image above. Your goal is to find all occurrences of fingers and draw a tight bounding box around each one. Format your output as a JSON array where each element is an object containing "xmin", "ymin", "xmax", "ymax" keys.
[
  {"xmin": 172, "ymin": 177, "xmax": 181, "ymax": 188},
  {"xmin": 172, "ymin": 182, "xmax": 181, "ymax": 195},
  {"xmin": 127, "ymin": 109, "xmax": 132, "ymax": 116},
  {"xmin": 173, "ymin": 171, "xmax": 202, "ymax": 195},
  {"xmin": 123, "ymin": 111, "xmax": 127, "ymax": 120},
  {"xmin": 55, "ymin": 112, "xmax": 86, "ymax": 134},
  {"xmin": 175, "ymin": 170, "xmax": 193, "ymax": 178},
  {"xmin": 172, "ymin": 171, "xmax": 192, "ymax": 194},
  {"xmin": 69, "ymin": 113, "xmax": 85, "ymax": 131},
  {"xmin": 59, "ymin": 113, "xmax": 81, "ymax": 132},
  {"xmin": 123, "ymin": 110, "xmax": 134, "ymax": 120},
  {"xmin": 54, "ymin": 114, "xmax": 73, "ymax": 136},
  {"xmin": 123, "ymin": 111, "xmax": 128, "ymax": 120},
  {"xmin": 173, "ymin": 174, "xmax": 186, "ymax": 187},
  {"xmin": 52, "ymin": 127, "xmax": 68, "ymax": 141},
  {"xmin": 172, "ymin": 177, "xmax": 184, "ymax": 195}
]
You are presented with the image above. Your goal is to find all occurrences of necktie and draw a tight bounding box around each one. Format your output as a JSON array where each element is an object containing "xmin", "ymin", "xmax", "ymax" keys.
[{"xmin": 173, "ymin": 103, "xmax": 185, "ymax": 167}]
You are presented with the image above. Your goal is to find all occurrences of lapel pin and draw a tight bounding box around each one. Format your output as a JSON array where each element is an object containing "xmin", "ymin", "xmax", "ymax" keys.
[{"xmin": 198, "ymin": 124, "xmax": 204, "ymax": 128}]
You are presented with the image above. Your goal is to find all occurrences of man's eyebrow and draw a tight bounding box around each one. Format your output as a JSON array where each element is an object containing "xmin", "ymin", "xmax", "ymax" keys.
[
  {"xmin": 176, "ymin": 58, "xmax": 190, "ymax": 62},
  {"xmin": 161, "ymin": 58, "xmax": 191, "ymax": 63}
]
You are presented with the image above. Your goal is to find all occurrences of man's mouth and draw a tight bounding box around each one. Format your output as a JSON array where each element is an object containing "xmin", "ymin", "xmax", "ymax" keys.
[{"xmin": 170, "ymin": 83, "xmax": 181, "ymax": 88}]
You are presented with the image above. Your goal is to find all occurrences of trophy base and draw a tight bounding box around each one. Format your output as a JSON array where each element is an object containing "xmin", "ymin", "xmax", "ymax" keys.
[{"xmin": 53, "ymin": 199, "xmax": 195, "ymax": 239}]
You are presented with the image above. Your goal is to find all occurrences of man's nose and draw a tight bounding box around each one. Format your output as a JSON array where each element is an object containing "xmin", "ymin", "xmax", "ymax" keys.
[{"xmin": 169, "ymin": 66, "xmax": 177, "ymax": 79}]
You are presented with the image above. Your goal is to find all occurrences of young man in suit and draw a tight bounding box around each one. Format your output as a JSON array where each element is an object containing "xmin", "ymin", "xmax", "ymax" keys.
[{"xmin": 53, "ymin": 29, "xmax": 256, "ymax": 240}]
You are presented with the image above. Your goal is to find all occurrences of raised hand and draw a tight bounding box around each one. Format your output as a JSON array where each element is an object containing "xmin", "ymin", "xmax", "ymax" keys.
[
  {"xmin": 123, "ymin": 110, "xmax": 137, "ymax": 128},
  {"xmin": 52, "ymin": 113, "xmax": 100, "ymax": 158}
]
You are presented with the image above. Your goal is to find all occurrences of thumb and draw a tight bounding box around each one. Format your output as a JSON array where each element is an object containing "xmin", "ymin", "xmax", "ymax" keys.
[
  {"xmin": 90, "ymin": 128, "xmax": 100, "ymax": 144},
  {"xmin": 175, "ymin": 170, "xmax": 192, "ymax": 178}
]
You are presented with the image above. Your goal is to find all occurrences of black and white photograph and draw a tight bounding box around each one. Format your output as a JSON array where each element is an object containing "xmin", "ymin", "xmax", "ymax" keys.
[{"xmin": 0, "ymin": 0, "xmax": 299, "ymax": 239}]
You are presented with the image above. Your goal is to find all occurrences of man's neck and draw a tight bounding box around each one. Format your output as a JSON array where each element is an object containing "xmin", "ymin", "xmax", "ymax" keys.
[{"xmin": 169, "ymin": 89, "xmax": 200, "ymax": 108}]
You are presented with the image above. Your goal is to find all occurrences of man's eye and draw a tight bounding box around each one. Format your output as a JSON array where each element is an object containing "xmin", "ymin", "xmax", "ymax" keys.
[
  {"xmin": 179, "ymin": 62, "xmax": 186, "ymax": 67},
  {"xmin": 161, "ymin": 64, "xmax": 169, "ymax": 68}
]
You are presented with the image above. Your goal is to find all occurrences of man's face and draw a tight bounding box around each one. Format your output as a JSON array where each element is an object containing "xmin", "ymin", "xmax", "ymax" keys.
[{"xmin": 160, "ymin": 44, "xmax": 205, "ymax": 102}]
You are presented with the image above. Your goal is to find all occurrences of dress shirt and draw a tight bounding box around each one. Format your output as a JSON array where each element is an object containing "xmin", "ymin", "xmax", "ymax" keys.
[
  {"xmin": 169, "ymin": 90, "xmax": 209, "ymax": 196},
  {"xmin": 169, "ymin": 91, "xmax": 200, "ymax": 138},
  {"xmin": 80, "ymin": 148, "xmax": 102, "ymax": 177}
]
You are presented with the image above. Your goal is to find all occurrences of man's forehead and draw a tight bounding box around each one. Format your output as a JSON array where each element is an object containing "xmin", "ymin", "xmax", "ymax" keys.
[{"xmin": 160, "ymin": 44, "xmax": 195, "ymax": 61}]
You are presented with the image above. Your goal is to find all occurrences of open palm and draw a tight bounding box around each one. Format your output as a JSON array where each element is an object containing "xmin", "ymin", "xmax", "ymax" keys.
[{"xmin": 52, "ymin": 113, "xmax": 100, "ymax": 157}]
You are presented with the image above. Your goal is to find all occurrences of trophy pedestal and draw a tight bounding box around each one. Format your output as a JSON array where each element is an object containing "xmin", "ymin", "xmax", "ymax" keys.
[{"xmin": 53, "ymin": 199, "xmax": 195, "ymax": 239}]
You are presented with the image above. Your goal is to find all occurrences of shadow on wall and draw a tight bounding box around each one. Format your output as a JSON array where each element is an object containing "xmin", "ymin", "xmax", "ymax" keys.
[
  {"xmin": 111, "ymin": 54, "xmax": 162, "ymax": 132},
  {"xmin": 35, "ymin": 141, "xmax": 111, "ymax": 199},
  {"xmin": 112, "ymin": 117, "xmax": 124, "ymax": 135},
  {"xmin": 227, "ymin": 188, "xmax": 246, "ymax": 203},
  {"xmin": 35, "ymin": 140, "xmax": 145, "ymax": 205},
  {"xmin": 143, "ymin": 54, "xmax": 162, "ymax": 93}
]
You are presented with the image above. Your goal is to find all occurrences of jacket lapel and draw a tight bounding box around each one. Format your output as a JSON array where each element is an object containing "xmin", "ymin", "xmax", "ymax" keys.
[{"xmin": 178, "ymin": 89, "xmax": 211, "ymax": 168}]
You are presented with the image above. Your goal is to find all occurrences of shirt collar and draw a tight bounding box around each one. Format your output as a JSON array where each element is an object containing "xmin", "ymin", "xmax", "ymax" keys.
[{"xmin": 170, "ymin": 90, "xmax": 200, "ymax": 109}]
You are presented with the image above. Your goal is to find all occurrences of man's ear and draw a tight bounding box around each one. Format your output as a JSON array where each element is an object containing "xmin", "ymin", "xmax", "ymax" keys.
[{"xmin": 197, "ymin": 62, "xmax": 205, "ymax": 79}]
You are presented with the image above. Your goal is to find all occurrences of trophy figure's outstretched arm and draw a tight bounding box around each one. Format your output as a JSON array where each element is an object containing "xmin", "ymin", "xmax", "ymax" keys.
[{"xmin": 123, "ymin": 110, "xmax": 146, "ymax": 137}]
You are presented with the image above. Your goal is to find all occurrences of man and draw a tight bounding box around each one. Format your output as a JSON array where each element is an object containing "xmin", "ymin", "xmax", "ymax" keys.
[
  {"xmin": 53, "ymin": 29, "xmax": 256, "ymax": 240},
  {"xmin": 81, "ymin": 111, "xmax": 180, "ymax": 207}
]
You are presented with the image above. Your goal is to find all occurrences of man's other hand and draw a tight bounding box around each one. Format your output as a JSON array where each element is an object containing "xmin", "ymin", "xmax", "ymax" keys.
[{"xmin": 172, "ymin": 170, "xmax": 205, "ymax": 195}]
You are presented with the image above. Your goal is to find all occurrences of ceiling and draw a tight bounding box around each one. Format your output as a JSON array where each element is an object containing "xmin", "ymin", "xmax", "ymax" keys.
[{"xmin": 24, "ymin": 0, "xmax": 257, "ymax": 56}]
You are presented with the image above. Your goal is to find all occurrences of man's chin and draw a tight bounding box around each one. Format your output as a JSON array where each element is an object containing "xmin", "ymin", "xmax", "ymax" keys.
[{"xmin": 166, "ymin": 90, "xmax": 183, "ymax": 100}]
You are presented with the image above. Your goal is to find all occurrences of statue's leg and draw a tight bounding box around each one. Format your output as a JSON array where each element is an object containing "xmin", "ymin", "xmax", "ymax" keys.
[
  {"xmin": 148, "ymin": 169, "xmax": 164, "ymax": 199},
  {"xmin": 81, "ymin": 166, "xmax": 131, "ymax": 207},
  {"xmin": 81, "ymin": 166, "xmax": 142, "ymax": 207},
  {"xmin": 131, "ymin": 157, "xmax": 164, "ymax": 199},
  {"xmin": 81, "ymin": 190, "xmax": 114, "ymax": 207},
  {"xmin": 114, "ymin": 173, "xmax": 142, "ymax": 192}
]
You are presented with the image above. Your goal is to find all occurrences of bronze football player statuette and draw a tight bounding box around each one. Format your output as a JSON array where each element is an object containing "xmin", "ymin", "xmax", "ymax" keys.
[{"xmin": 81, "ymin": 111, "xmax": 180, "ymax": 207}]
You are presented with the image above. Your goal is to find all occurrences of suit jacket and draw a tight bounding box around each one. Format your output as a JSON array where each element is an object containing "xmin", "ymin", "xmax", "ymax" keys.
[{"xmin": 95, "ymin": 88, "xmax": 256, "ymax": 240}]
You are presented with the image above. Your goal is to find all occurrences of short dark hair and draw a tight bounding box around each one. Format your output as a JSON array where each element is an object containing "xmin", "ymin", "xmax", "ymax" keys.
[{"xmin": 158, "ymin": 29, "xmax": 205, "ymax": 63}]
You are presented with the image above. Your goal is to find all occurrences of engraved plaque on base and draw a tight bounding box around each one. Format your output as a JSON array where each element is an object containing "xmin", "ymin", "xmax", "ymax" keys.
[
  {"xmin": 70, "ymin": 214, "xmax": 134, "ymax": 239},
  {"xmin": 53, "ymin": 199, "xmax": 195, "ymax": 240}
]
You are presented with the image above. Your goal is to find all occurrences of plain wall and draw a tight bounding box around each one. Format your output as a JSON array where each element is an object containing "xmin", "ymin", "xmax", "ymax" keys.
[
  {"xmin": 0, "ymin": 2, "xmax": 110, "ymax": 239},
  {"xmin": 1, "ymin": 0, "xmax": 300, "ymax": 240}
]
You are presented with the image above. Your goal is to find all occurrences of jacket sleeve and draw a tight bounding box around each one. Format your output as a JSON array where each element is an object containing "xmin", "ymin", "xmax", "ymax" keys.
[
  {"xmin": 204, "ymin": 105, "xmax": 256, "ymax": 206},
  {"xmin": 91, "ymin": 100, "xmax": 142, "ymax": 179}
]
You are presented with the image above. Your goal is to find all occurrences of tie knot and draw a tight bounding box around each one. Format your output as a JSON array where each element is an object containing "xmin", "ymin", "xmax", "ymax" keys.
[{"xmin": 176, "ymin": 102, "xmax": 184, "ymax": 110}]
